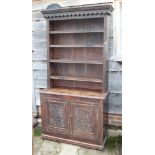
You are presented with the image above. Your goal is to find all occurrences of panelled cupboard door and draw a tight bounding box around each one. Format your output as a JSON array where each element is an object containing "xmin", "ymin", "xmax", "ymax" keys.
[
  {"xmin": 70, "ymin": 101, "xmax": 102, "ymax": 144},
  {"xmin": 41, "ymin": 96, "xmax": 69, "ymax": 137}
]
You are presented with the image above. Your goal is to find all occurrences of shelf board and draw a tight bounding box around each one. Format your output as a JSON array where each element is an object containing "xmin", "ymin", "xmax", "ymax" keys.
[
  {"xmin": 49, "ymin": 45, "xmax": 104, "ymax": 48},
  {"xmin": 40, "ymin": 87, "xmax": 107, "ymax": 99},
  {"xmin": 49, "ymin": 59, "xmax": 103, "ymax": 64},
  {"xmin": 49, "ymin": 29, "xmax": 104, "ymax": 34},
  {"xmin": 50, "ymin": 75, "xmax": 102, "ymax": 83}
]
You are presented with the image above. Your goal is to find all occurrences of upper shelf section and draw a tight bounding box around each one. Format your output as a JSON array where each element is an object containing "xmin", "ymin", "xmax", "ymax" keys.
[{"xmin": 41, "ymin": 3, "xmax": 113, "ymax": 20}]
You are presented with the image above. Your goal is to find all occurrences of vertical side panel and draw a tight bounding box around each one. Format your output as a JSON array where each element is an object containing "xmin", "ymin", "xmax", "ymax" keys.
[
  {"xmin": 40, "ymin": 93, "xmax": 47, "ymax": 132},
  {"xmin": 98, "ymin": 100, "xmax": 104, "ymax": 144},
  {"xmin": 104, "ymin": 15, "xmax": 110, "ymax": 92},
  {"xmin": 46, "ymin": 20, "xmax": 50, "ymax": 88}
]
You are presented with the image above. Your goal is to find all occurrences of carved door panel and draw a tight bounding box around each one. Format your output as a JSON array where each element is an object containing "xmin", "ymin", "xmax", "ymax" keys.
[
  {"xmin": 42, "ymin": 97, "xmax": 69, "ymax": 136},
  {"xmin": 70, "ymin": 101, "xmax": 100, "ymax": 143}
]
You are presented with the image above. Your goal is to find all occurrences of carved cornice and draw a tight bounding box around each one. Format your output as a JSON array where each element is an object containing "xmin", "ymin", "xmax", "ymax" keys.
[{"xmin": 41, "ymin": 3, "xmax": 113, "ymax": 20}]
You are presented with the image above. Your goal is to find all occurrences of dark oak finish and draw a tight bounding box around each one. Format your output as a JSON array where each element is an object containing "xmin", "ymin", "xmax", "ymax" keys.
[{"xmin": 40, "ymin": 3, "xmax": 113, "ymax": 150}]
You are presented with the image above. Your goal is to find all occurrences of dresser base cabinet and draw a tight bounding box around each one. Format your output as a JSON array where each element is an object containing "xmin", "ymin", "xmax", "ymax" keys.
[{"xmin": 40, "ymin": 90, "xmax": 108, "ymax": 150}]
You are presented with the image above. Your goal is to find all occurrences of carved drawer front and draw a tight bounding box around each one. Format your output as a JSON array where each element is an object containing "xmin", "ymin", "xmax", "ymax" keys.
[
  {"xmin": 46, "ymin": 99, "xmax": 69, "ymax": 135},
  {"xmin": 71, "ymin": 101, "xmax": 99, "ymax": 142}
]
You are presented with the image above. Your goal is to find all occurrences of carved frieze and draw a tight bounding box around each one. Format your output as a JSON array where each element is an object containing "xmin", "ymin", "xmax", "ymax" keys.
[{"xmin": 41, "ymin": 4, "xmax": 113, "ymax": 20}]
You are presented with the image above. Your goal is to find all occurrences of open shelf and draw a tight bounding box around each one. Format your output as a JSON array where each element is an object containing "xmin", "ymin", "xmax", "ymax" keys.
[
  {"xmin": 50, "ymin": 76, "xmax": 102, "ymax": 83},
  {"xmin": 49, "ymin": 18, "xmax": 104, "ymax": 32},
  {"xmin": 49, "ymin": 29, "xmax": 104, "ymax": 34},
  {"xmin": 50, "ymin": 63, "xmax": 103, "ymax": 85},
  {"xmin": 49, "ymin": 59, "xmax": 103, "ymax": 64},
  {"xmin": 49, "ymin": 45, "xmax": 104, "ymax": 48},
  {"xmin": 49, "ymin": 47, "xmax": 104, "ymax": 62}
]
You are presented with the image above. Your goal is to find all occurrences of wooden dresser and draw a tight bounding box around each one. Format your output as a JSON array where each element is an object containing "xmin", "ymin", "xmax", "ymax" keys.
[{"xmin": 40, "ymin": 3, "xmax": 113, "ymax": 150}]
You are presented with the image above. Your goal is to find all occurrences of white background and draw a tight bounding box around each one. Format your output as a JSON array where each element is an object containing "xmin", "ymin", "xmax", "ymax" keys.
[{"xmin": 0, "ymin": 0, "xmax": 155, "ymax": 154}]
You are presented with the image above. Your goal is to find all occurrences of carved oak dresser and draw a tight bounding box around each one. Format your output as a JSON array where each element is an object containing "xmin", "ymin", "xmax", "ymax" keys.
[{"xmin": 40, "ymin": 3, "xmax": 113, "ymax": 150}]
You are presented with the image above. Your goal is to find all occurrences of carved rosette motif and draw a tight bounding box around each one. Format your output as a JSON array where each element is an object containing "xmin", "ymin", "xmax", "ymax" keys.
[
  {"xmin": 74, "ymin": 106, "xmax": 93, "ymax": 132},
  {"xmin": 48, "ymin": 103, "xmax": 65, "ymax": 128}
]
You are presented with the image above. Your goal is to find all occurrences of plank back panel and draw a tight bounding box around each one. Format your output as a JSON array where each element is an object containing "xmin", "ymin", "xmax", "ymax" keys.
[
  {"xmin": 50, "ymin": 33, "xmax": 103, "ymax": 45},
  {"xmin": 51, "ymin": 80, "xmax": 102, "ymax": 92},
  {"xmin": 49, "ymin": 18, "xmax": 104, "ymax": 31},
  {"xmin": 50, "ymin": 63, "xmax": 103, "ymax": 79},
  {"xmin": 50, "ymin": 48, "xmax": 104, "ymax": 61}
]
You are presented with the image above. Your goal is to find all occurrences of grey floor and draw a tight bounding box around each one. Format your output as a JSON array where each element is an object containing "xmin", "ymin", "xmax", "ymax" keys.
[{"xmin": 34, "ymin": 136, "xmax": 121, "ymax": 155}]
